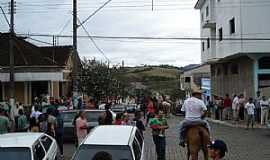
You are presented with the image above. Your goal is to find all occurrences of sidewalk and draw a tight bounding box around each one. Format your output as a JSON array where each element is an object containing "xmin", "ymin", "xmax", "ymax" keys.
[{"xmin": 206, "ymin": 118, "xmax": 268, "ymax": 129}]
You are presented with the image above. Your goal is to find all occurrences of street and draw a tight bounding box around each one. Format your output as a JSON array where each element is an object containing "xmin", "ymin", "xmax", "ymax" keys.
[{"xmin": 64, "ymin": 115, "xmax": 270, "ymax": 160}]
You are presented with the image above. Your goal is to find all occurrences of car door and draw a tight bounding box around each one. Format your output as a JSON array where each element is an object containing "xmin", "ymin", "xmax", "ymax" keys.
[
  {"xmin": 135, "ymin": 130, "xmax": 144, "ymax": 160},
  {"xmin": 40, "ymin": 135, "xmax": 57, "ymax": 160},
  {"xmin": 132, "ymin": 138, "xmax": 142, "ymax": 160},
  {"xmin": 33, "ymin": 141, "xmax": 46, "ymax": 160}
]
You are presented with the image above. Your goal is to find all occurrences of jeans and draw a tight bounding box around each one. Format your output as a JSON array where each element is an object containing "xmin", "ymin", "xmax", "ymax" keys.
[
  {"xmin": 153, "ymin": 135, "xmax": 166, "ymax": 160},
  {"xmin": 56, "ymin": 133, "xmax": 64, "ymax": 155},
  {"xmin": 255, "ymin": 108, "xmax": 261, "ymax": 123},
  {"xmin": 247, "ymin": 114, "xmax": 255, "ymax": 128},
  {"xmin": 223, "ymin": 107, "xmax": 231, "ymax": 120}
]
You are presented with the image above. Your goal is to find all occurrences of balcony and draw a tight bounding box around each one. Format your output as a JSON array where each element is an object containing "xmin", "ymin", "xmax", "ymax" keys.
[{"xmin": 202, "ymin": 20, "xmax": 216, "ymax": 29}]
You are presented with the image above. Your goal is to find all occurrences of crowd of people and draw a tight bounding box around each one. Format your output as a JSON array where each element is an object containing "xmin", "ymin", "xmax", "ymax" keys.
[{"xmin": 208, "ymin": 91, "xmax": 270, "ymax": 129}]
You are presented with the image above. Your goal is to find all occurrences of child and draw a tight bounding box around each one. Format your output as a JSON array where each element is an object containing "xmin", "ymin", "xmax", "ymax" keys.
[
  {"xmin": 245, "ymin": 97, "xmax": 255, "ymax": 129},
  {"xmin": 149, "ymin": 110, "xmax": 169, "ymax": 160}
]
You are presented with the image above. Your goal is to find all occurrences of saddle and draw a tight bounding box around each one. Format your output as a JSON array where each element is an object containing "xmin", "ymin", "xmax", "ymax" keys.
[{"xmin": 182, "ymin": 120, "xmax": 208, "ymax": 133}]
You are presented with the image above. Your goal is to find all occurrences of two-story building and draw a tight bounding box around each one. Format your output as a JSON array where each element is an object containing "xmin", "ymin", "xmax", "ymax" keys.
[
  {"xmin": 180, "ymin": 64, "xmax": 211, "ymax": 99},
  {"xmin": 0, "ymin": 33, "xmax": 80, "ymax": 105},
  {"xmin": 195, "ymin": 0, "xmax": 270, "ymax": 98}
]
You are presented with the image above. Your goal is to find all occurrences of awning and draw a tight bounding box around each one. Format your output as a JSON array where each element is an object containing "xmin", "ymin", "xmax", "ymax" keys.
[{"xmin": 0, "ymin": 72, "xmax": 65, "ymax": 82}]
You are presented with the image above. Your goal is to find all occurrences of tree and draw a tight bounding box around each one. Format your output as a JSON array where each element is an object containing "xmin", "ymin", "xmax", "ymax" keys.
[{"xmin": 79, "ymin": 58, "xmax": 122, "ymax": 102}]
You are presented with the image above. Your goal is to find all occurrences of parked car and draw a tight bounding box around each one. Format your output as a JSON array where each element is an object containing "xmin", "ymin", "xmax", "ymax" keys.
[
  {"xmin": 72, "ymin": 125, "xmax": 144, "ymax": 160},
  {"xmin": 62, "ymin": 109, "xmax": 116, "ymax": 141},
  {"xmin": 111, "ymin": 104, "xmax": 126, "ymax": 113},
  {"xmin": 0, "ymin": 132, "xmax": 59, "ymax": 160},
  {"xmin": 126, "ymin": 103, "xmax": 139, "ymax": 113}
]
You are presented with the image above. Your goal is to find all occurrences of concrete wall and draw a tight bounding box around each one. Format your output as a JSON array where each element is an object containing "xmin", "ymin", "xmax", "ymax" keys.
[
  {"xmin": 198, "ymin": 0, "xmax": 270, "ymax": 62},
  {"xmin": 211, "ymin": 56, "xmax": 254, "ymax": 98}
]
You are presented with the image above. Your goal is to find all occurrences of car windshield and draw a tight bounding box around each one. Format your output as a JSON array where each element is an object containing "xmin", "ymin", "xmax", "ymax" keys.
[
  {"xmin": 73, "ymin": 145, "xmax": 132, "ymax": 160},
  {"xmin": 85, "ymin": 111, "xmax": 104, "ymax": 122},
  {"xmin": 63, "ymin": 112, "xmax": 77, "ymax": 122},
  {"xmin": 0, "ymin": 147, "xmax": 31, "ymax": 160}
]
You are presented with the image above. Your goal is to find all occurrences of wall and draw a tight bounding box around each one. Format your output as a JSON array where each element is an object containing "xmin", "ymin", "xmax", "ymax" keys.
[{"xmin": 211, "ymin": 56, "xmax": 254, "ymax": 98}]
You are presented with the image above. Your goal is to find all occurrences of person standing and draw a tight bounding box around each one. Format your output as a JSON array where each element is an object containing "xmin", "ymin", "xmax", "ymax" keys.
[
  {"xmin": 260, "ymin": 96, "xmax": 269, "ymax": 125},
  {"xmin": 133, "ymin": 111, "xmax": 145, "ymax": 136},
  {"xmin": 0, "ymin": 108, "xmax": 10, "ymax": 134},
  {"xmin": 254, "ymin": 91, "xmax": 262, "ymax": 123},
  {"xmin": 146, "ymin": 97, "xmax": 155, "ymax": 125},
  {"xmin": 232, "ymin": 95, "xmax": 239, "ymax": 122},
  {"xmin": 17, "ymin": 109, "xmax": 28, "ymax": 132},
  {"xmin": 47, "ymin": 108, "xmax": 56, "ymax": 137},
  {"xmin": 223, "ymin": 94, "xmax": 232, "ymax": 120},
  {"xmin": 55, "ymin": 110, "xmax": 64, "ymax": 158},
  {"xmin": 104, "ymin": 103, "xmax": 113, "ymax": 125},
  {"xmin": 149, "ymin": 110, "xmax": 169, "ymax": 160},
  {"xmin": 76, "ymin": 111, "xmax": 88, "ymax": 144},
  {"xmin": 30, "ymin": 105, "xmax": 42, "ymax": 120},
  {"xmin": 208, "ymin": 139, "xmax": 228, "ymax": 160},
  {"xmin": 238, "ymin": 94, "xmax": 246, "ymax": 121},
  {"xmin": 245, "ymin": 98, "xmax": 255, "ymax": 129}
]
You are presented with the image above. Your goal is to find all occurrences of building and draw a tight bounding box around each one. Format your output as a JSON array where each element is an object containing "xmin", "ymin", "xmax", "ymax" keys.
[
  {"xmin": 0, "ymin": 33, "xmax": 80, "ymax": 105},
  {"xmin": 180, "ymin": 64, "xmax": 210, "ymax": 98},
  {"xmin": 195, "ymin": 0, "xmax": 270, "ymax": 98}
]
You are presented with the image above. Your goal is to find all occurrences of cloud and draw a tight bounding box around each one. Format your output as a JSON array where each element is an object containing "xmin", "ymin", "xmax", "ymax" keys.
[{"xmin": 0, "ymin": 0, "xmax": 201, "ymax": 67}]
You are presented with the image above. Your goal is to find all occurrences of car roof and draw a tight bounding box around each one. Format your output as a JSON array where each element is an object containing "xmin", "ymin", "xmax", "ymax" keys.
[
  {"xmin": 0, "ymin": 133, "xmax": 44, "ymax": 148},
  {"xmin": 83, "ymin": 125, "xmax": 135, "ymax": 146}
]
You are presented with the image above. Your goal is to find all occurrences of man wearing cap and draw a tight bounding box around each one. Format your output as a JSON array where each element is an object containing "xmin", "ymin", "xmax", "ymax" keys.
[
  {"xmin": 208, "ymin": 139, "xmax": 228, "ymax": 160},
  {"xmin": 178, "ymin": 90, "xmax": 210, "ymax": 147}
]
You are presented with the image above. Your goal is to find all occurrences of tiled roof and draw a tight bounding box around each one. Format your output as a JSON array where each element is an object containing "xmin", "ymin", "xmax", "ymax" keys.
[{"xmin": 0, "ymin": 33, "xmax": 72, "ymax": 67}]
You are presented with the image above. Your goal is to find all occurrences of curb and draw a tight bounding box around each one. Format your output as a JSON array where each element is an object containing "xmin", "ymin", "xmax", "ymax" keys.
[{"xmin": 206, "ymin": 118, "xmax": 268, "ymax": 129}]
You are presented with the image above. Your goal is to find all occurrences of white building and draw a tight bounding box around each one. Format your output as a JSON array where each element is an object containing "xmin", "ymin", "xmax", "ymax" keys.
[{"xmin": 195, "ymin": 0, "xmax": 270, "ymax": 98}]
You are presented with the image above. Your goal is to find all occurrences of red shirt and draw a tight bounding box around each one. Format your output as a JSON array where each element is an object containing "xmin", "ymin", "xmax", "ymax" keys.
[
  {"xmin": 147, "ymin": 101, "xmax": 155, "ymax": 113},
  {"xmin": 224, "ymin": 98, "xmax": 232, "ymax": 108},
  {"xmin": 114, "ymin": 119, "xmax": 122, "ymax": 125}
]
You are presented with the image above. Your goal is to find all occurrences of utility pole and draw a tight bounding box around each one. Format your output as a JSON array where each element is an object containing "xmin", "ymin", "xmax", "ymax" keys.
[
  {"xmin": 72, "ymin": 0, "xmax": 79, "ymax": 107},
  {"xmin": 9, "ymin": 0, "xmax": 15, "ymax": 125}
]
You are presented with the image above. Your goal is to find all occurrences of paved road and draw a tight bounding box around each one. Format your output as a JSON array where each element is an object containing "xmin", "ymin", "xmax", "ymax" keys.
[{"xmin": 64, "ymin": 115, "xmax": 270, "ymax": 160}]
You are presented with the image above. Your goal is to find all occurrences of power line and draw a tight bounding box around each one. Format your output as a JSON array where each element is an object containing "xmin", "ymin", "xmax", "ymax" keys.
[
  {"xmin": 78, "ymin": 0, "xmax": 112, "ymax": 27},
  {"xmin": 77, "ymin": 18, "xmax": 111, "ymax": 62},
  {"xmin": 17, "ymin": 33, "xmax": 270, "ymax": 41}
]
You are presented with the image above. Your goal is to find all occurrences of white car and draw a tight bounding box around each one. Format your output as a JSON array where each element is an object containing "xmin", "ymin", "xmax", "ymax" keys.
[
  {"xmin": 72, "ymin": 125, "xmax": 144, "ymax": 160},
  {"xmin": 0, "ymin": 132, "xmax": 59, "ymax": 160}
]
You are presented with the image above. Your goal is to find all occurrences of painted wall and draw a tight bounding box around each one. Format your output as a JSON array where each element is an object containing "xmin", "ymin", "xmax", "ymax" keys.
[
  {"xmin": 211, "ymin": 56, "xmax": 255, "ymax": 98},
  {"xmin": 199, "ymin": 0, "xmax": 270, "ymax": 62}
]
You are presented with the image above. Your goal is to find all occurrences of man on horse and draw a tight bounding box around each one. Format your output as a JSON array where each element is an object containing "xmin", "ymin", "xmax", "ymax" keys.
[{"xmin": 179, "ymin": 90, "xmax": 211, "ymax": 147}]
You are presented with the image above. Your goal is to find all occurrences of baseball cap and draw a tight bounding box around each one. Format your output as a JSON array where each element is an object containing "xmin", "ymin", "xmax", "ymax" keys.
[{"xmin": 208, "ymin": 139, "xmax": 228, "ymax": 153}]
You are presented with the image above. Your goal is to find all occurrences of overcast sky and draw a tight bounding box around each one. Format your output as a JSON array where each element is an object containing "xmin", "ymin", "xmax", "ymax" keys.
[{"xmin": 0, "ymin": 0, "xmax": 201, "ymax": 67}]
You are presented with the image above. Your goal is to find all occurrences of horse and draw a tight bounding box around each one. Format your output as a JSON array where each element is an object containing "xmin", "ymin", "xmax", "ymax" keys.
[{"xmin": 186, "ymin": 125, "xmax": 210, "ymax": 160}]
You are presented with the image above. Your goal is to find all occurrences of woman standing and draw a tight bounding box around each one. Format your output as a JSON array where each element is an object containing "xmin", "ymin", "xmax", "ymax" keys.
[{"xmin": 76, "ymin": 111, "xmax": 88, "ymax": 144}]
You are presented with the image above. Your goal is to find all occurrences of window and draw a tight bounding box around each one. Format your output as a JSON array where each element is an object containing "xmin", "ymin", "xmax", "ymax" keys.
[
  {"xmin": 223, "ymin": 64, "xmax": 228, "ymax": 75},
  {"xmin": 40, "ymin": 135, "xmax": 52, "ymax": 152},
  {"xmin": 231, "ymin": 64, "xmax": 239, "ymax": 74},
  {"xmin": 135, "ymin": 130, "xmax": 144, "ymax": 148},
  {"xmin": 132, "ymin": 139, "xmax": 141, "ymax": 160},
  {"xmin": 207, "ymin": 38, "xmax": 210, "ymax": 49},
  {"xmin": 259, "ymin": 57, "xmax": 270, "ymax": 69},
  {"xmin": 218, "ymin": 28, "xmax": 223, "ymax": 41},
  {"xmin": 206, "ymin": 6, "xmax": 209, "ymax": 17},
  {"xmin": 33, "ymin": 142, "xmax": 45, "ymax": 160},
  {"xmin": 201, "ymin": 13, "xmax": 204, "ymax": 22},
  {"xmin": 202, "ymin": 42, "xmax": 205, "ymax": 51},
  {"xmin": 185, "ymin": 77, "xmax": 191, "ymax": 83},
  {"xmin": 216, "ymin": 67, "xmax": 221, "ymax": 76},
  {"xmin": 230, "ymin": 18, "xmax": 235, "ymax": 34}
]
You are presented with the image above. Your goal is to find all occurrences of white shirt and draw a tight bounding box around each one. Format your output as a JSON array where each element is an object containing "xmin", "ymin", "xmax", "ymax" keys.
[
  {"xmin": 260, "ymin": 100, "xmax": 269, "ymax": 109},
  {"xmin": 245, "ymin": 102, "xmax": 255, "ymax": 115},
  {"xmin": 232, "ymin": 97, "xmax": 239, "ymax": 110},
  {"xmin": 30, "ymin": 111, "xmax": 42, "ymax": 119},
  {"xmin": 181, "ymin": 97, "xmax": 207, "ymax": 120}
]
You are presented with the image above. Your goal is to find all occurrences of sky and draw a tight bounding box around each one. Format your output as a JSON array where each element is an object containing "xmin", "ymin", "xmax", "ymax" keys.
[{"xmin": 0, "ymin": 0, "xmax": 201, "ymax": 67}]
